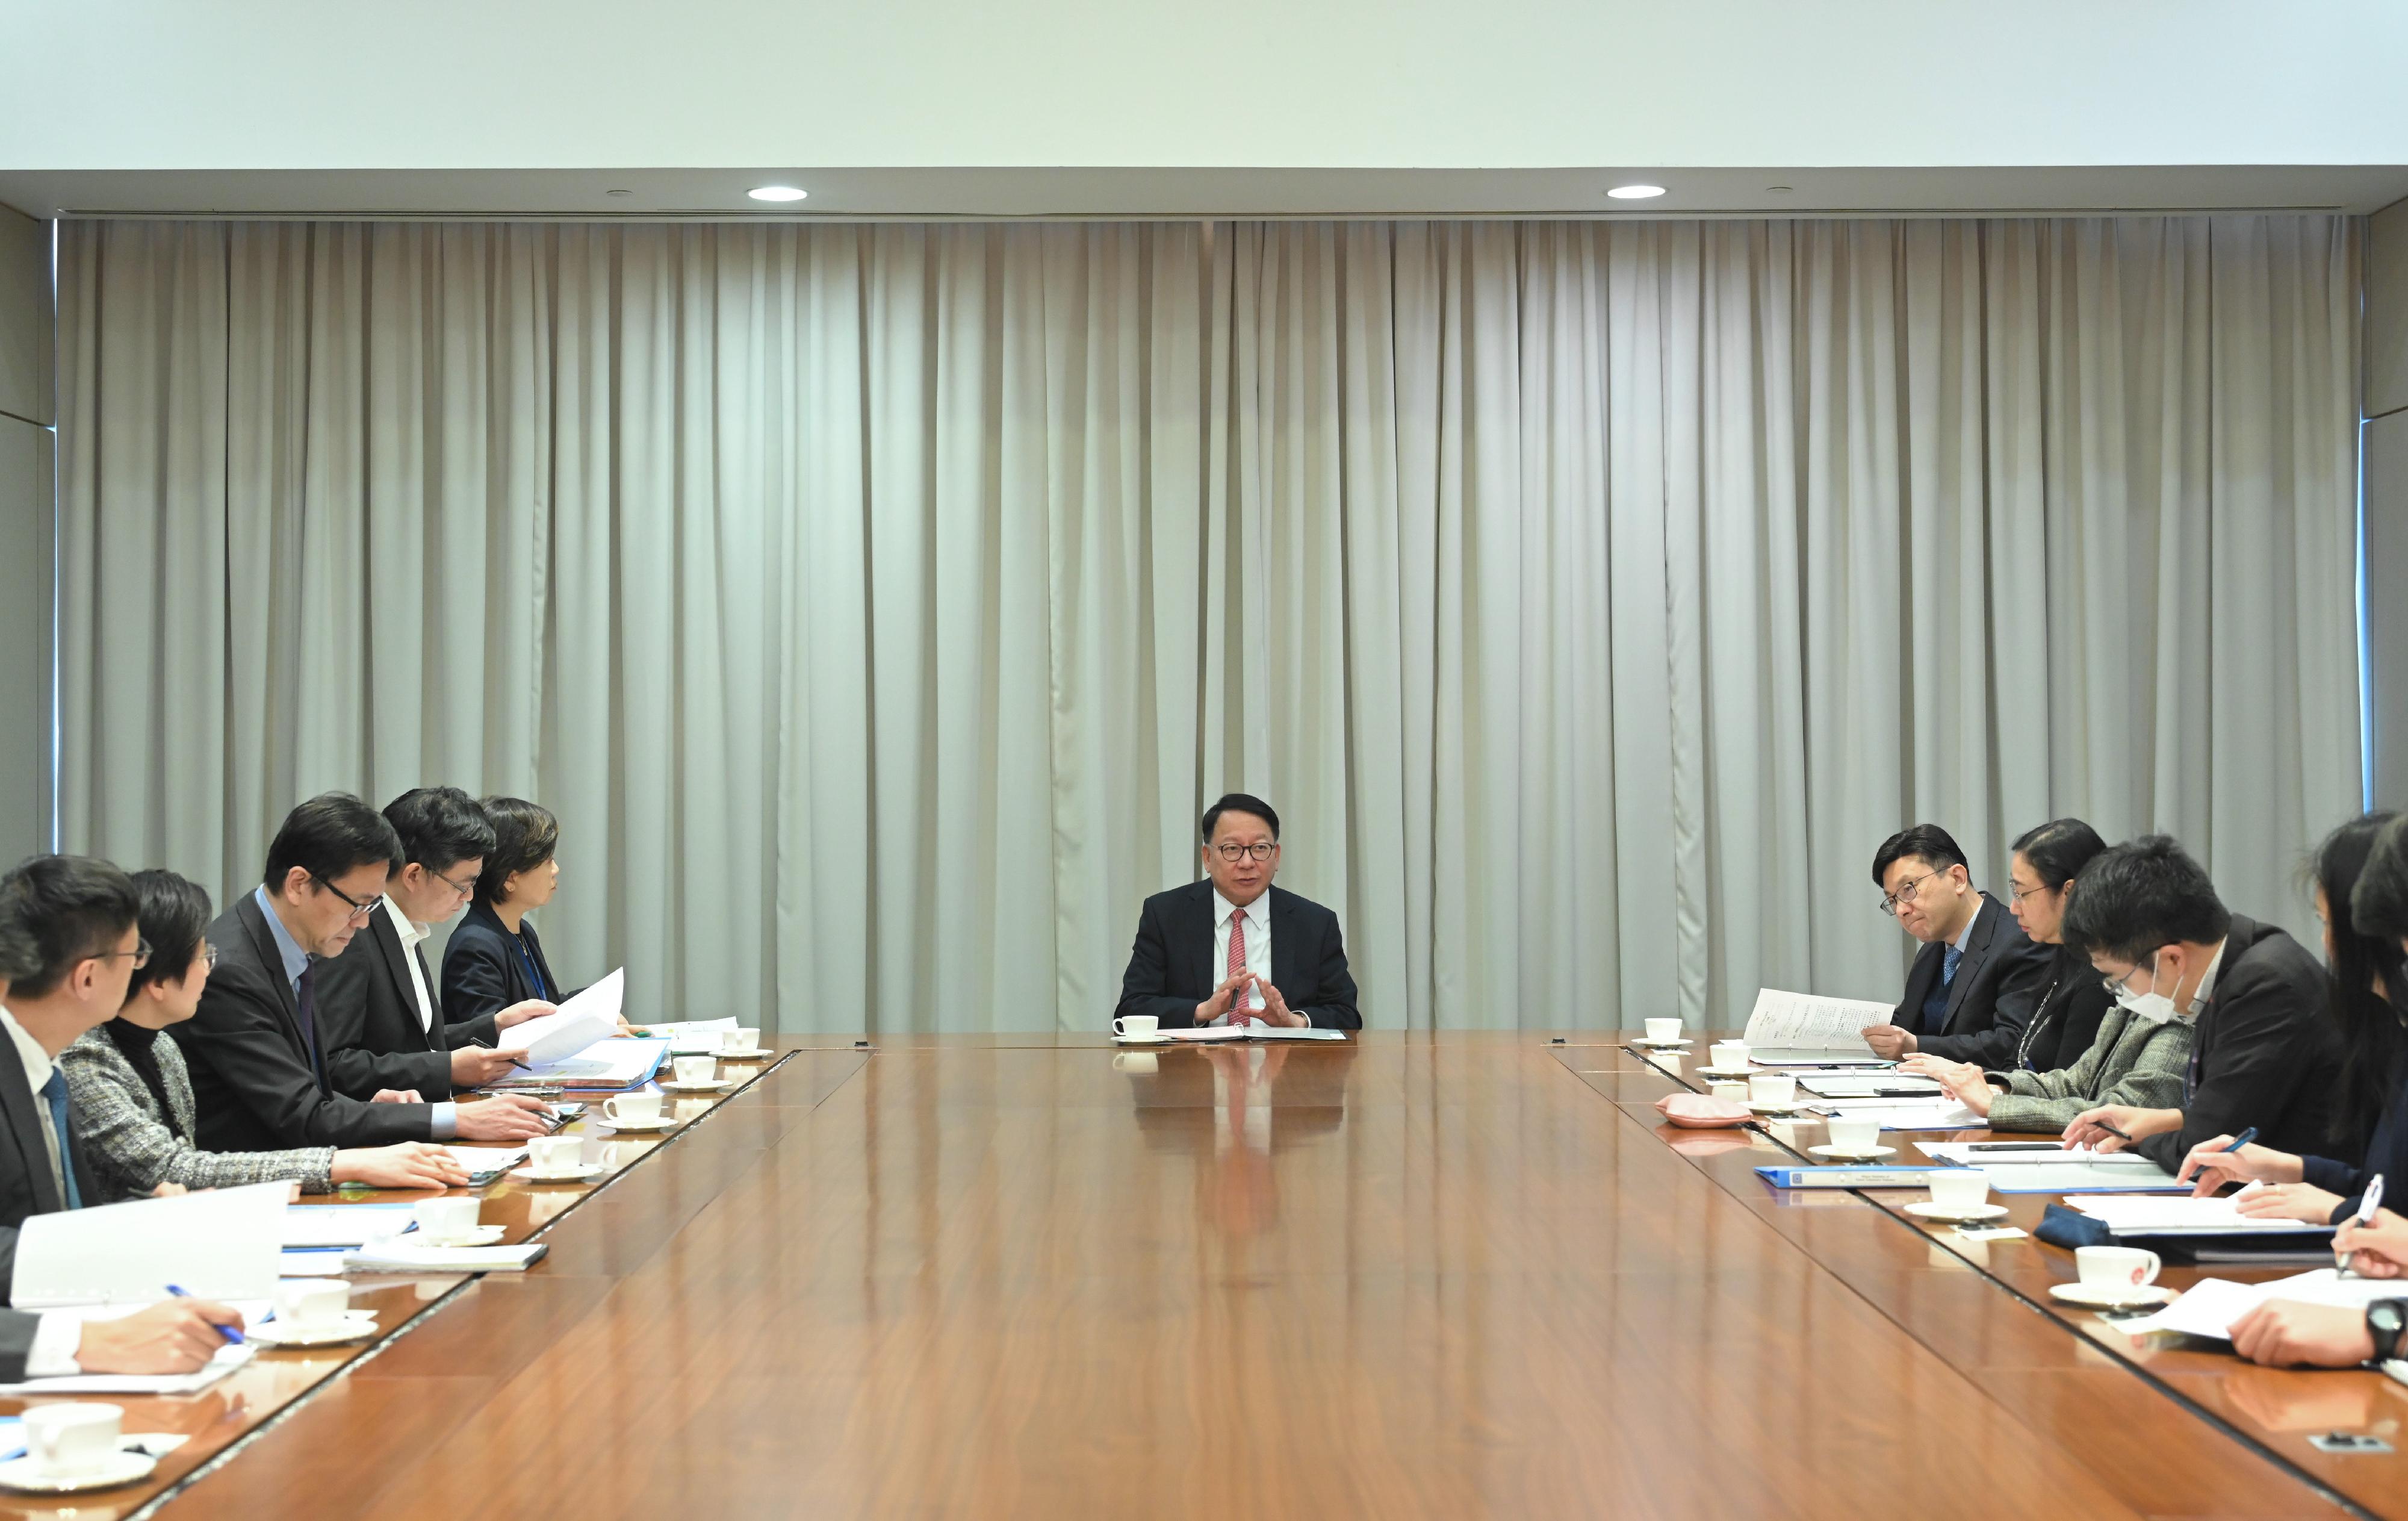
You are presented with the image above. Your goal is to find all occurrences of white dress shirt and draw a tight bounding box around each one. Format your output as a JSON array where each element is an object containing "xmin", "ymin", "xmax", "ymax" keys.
[
  {"xmin": 1208, "ymin": 891, "xmax": 1272, "ymax": 1025},
  {"xmin": 383, "ymin": 897, "xmax": 438, "ymax": 1032},
  {"xmin": 0, "ymin": 1006, "xmax": 85, "ymax": 1375}
]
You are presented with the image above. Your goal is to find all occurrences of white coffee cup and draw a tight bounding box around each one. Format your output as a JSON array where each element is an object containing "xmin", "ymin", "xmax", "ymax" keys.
[
  {"xmin": 1709, "ymin": 1080, "xmax": 1748, "ymax": 1103},
  {"xmin": 719, "ymin": 1026, "xmax": 762, "ymax": 1054},
  {"xmin": 1928, "ymin": 1168, "xmax": 1993, "ymax": 1213},
  {"xmin": 1112, "ymin": 1015, "xmax": 1160, "ymax": 1040},
  {"xmin": 1748, "ymin": 1072, "xmax": 1796, "ymax": 1108},
  {"xmin": 1709, "ymin": 1040, "xmax": 1750, "ymax": 1070},
  {"xmin": 672, "ymin": 1056, "xmax": 718, "ymax": 1086},
  {"xmin": 1826, "ymin": 1116, "xmax": 1883, "ymax": 1153},
  {"xmin": 2075, "ymin": 1245, "xmax": 2162, "ymax": 1290},
  {"xmin": 414, "ymin": 1195, "xmax": 482, "ymax": 1243},
  {"xmin": 274, "ymin": 1277, "xmax": 351, "ymax": 1328},
  {"xmin": 23, "ymin": 1402, "xmax": 121, "ymax": 1476},
  {"xmin": 530, "ymin": 1134, "xmax": 585, "ymax": 1176},
  {"xmin": 1645, "ymin": 1018, "xmax": 1683, "ymax": 1043},
  {"xmin": 603, "ymin": 1091, "xmax": 664, "ymax": 1126}
]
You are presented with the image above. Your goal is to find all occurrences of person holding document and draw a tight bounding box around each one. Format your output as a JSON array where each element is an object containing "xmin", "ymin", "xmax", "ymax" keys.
[
  {"xmin": 1115, "ymin": 794, "xmax": 1359, "ymax": 1030},
  {"xmin": 0, "ymin": 856, "xmax": 243, "ymax": 1378},
  {"xmin": 2061, "ymin": 836, "xmax": 2343, "ymax": 1172},
  {"xmin": 442, "ymin": 797, "xmax": 582, "ymax": 1024},
  {"xmin": 1860, "ymin": 825, "xmax": 2051, "ymax": 1066},
  {"xmin": 174, "ymin": 795, "xmax": 554, "ymax": 1152},
  {"xmin": 2171, "ymin": 813, "xmax": 2407, "ymax": 1224},
  {"xmin": 1898, "ymin": 818, "xmax": 2190, "ymax": 1130},
  {"xmin": 316, "ymin": 787, "xmax": 559, "ymax": 1102},
  {"xmin": 64, "ymin": 869, "xmax": 469, "ymax": 1203}
]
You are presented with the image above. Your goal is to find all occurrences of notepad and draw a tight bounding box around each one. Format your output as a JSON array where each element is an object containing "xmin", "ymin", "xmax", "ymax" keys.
[
  {"xmin": 2068, "ymin": 1195, "xmax": 2336, "ymax": 1236},
  {"xmin": 0, "ymin": 1342, "xmax": 255, "ymax": 1397}
]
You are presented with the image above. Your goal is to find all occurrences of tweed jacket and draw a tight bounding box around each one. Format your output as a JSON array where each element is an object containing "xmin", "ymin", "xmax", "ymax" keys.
[
  {"xmin": 59, "ymin": 1027, "xmax": 337, "ymax": 1204},
  {"xmin": 1979, "ymin": 1006, "xmax": 2195, "ymax": 1134}
]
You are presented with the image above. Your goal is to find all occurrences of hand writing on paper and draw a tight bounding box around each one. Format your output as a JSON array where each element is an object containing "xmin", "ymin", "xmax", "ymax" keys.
[
  {"xmin": 1250, "ymin": 975, "xmax": 1305, "ymax": 1028},
  {"xmin": 1860, "ymin": 1024, "xmax": 1917, "ymax": 1060},
  {"xmin": 77, "ymin": 1300, "xmax": 243, "ymax": 1375},
  {"xmin": 450, "ymin": 1047, "xmax": 523, "ymax": 1087},
  {"xmin": 1195, "ymin": 973, "xmax": 1250, "ymax": 1027},
  {"xmin": 2061, "ymin": 1105, "xmax": 2177, "ymax": 1153},
  {"xmin": 2335, "ymin": 1210, "xmax": 2408, "ymax": 1278},
  {"xmin": 2177, "ymin": 1136, "xmax": 2304, "ymax": 1196}
]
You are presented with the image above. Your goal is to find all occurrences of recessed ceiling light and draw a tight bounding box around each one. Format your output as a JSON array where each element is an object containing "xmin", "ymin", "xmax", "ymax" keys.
[
  {"xmin": 1606, "ymin": 184, "xmax": 1666, "ymax": 201},
  {"xmin": 748, "ymin": 185, "xmax": 808, "ymax": 203}
]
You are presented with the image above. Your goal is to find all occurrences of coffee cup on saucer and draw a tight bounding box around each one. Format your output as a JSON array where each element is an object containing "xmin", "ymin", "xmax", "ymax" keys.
[
  {"xmin": 1825, "ymin": 1116, "xmax": 1883, "ymax": 1153},
  {"xmin": 1748, "ymin": 1072, "xmax": 1797, "ymax": 1108},
  {"xmin": 603, "ymin": 1092, "xmax": 664, "ymax": 1126},
  {"xmin": 672, "ymin": 1056, "xmax": 718, "ymax": 1087},
  {"xmin": 2074, "ymin": 1245, "xmax": 2161, "ymax": 1291},
  {"xmin": 529, "ymin": 1134, "xmax": 585, "ymax": 1177},
  {"xmin": 719, "ymin": 1027, "xmax": 761, "ymax": 1055},
  {"xmin": 1927, "ymin": 1169, "xmax": 1992, "ymax": 1213},
  {"xmin": 23, "ymin": 1403, "xmax": 122, "ymax": 1479},
  {"xmin": 1112, "ymin": 1015, "xmax": 1160, "ymax": 1041},
  {"xmin": 273, "ymin": 1277, "xmax": 351, "ymax": 1330},
  {"xmin": 1708, "ymin": 1040, "xmax": 1749, "ymax": 1070},
  {"xmin": 414, "ymin": 1195, "xmax": 482, "ymax": 1245},
  {"xmin": 1644, "ymin": 1018, "xmax": 1684, "ymax": 1043}
]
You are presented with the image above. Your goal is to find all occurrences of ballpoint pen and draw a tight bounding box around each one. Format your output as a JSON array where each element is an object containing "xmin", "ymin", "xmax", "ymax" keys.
[
  {"xmin": 166, "ymin": 1284, "xmax": 243, "ymax": 1345},
  {"xmin": 2340, "ymin": 1172, "xmax": 2385, "ymax": 1277},
  {"xmin": 468, "ymin": 1036, "xmax": 532, "ymax": 1072},
  {"xmin": 2223, "ymin": 1127, "xmax": 2260, "ymax": 1152}
]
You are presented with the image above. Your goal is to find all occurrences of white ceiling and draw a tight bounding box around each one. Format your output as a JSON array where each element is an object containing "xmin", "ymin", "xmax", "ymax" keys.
[{"xmin": 5, "ymin": 166, "xmax": 2406, "ymax": 224}]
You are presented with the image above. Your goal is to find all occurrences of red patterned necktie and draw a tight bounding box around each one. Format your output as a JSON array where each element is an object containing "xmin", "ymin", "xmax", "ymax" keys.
[{"xmin": 1227, "ymin": 910, "xmax": 1250, "ymax": 1025}]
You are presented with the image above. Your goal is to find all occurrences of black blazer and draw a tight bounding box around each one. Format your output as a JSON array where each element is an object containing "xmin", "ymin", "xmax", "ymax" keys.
[
  {"xmin": 2136, "ymin": 915, "xmax": 2345, "ymax": 1172},
  {"xmin": 315, "ymin": 907, "xmax": 501, "ymax": 1101},
  {"xmin": 170, "ymin": 894, "xmax": 435, "ymax": 1151},
  {"xmin": 1114, "ymin": 882, "xmax": 1360, "ymax": 1030},
  {"xmin": 2008, "ymin": 942, "xmax": 2116, "ymax": 1074},
  {"xmin": 0, "ymin": 1033, "xmax": 99, "ymax": 1377},
  {"xmin": 440, "ymin": 903, "xmax": 563, "ymax": 1026},
  {"xmin": 1892, "ymin": 893, "xmax": 2053, "ymax": 1068}
]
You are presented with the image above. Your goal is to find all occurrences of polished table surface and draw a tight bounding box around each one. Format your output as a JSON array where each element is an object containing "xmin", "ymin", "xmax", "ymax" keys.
[{"xmin": 28, "ymin": 1032, "xmax": 2395, "ymax": 1519}]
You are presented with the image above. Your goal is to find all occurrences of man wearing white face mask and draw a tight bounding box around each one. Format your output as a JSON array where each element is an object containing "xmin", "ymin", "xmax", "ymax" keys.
[{"xmin": 2061, "ymin": 836, "xmax": 2342, "ymax": 1172}]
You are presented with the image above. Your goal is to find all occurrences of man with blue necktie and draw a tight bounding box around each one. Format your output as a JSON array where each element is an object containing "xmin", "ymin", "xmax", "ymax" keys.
[
  {"xmin": 0, "ymin": 856, "xmax": 243, "ymax": 1378},
  {"xmin": 1860, "ymin": 824, "xmax": 2052, "ymax": 1067}
]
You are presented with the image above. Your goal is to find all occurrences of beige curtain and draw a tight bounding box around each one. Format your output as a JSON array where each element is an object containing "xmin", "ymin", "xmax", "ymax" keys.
[{"xmin": 57, "ymin": 216, "xmax": 2362, "ymax": 1033}]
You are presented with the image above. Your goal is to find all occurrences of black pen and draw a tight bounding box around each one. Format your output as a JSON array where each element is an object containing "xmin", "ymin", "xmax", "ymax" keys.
[
  {"xmin": 2094, "ymin": 1119, "xmax": 2133, "ymax": 1141},
  {"xmin": 469, "ymin": 1036, "xmax": 532, "ymax": 1072}
]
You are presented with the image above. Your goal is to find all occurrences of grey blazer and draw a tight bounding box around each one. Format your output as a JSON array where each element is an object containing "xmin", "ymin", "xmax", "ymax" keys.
[
  {"xmin": 60, "ymin": 1027, "xmax": 337, "ymax": 1204},
  {"xmin": 1979, "ymin": 1006, "xmax": 2194, "ymax": 1133}
]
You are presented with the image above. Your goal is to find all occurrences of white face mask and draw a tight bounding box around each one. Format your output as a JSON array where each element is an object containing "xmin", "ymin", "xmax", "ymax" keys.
[{"xmin": 2115, "ymin": 951, "xmax": 2182, "ymax": 1025}]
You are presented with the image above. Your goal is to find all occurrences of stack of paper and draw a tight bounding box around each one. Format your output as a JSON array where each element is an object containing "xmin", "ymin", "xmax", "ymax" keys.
[
  {"xmin": 498, "ymin": 968, "xmax": 625, "ymax": 1066},
  {"xmin": 2119, "ymin": 1270, "xmax": 2400, "ymax": 1340},
  {"xmin": 494, "ymin": 1036, "xmax": 670, "ymax": 1090},
  {"xmin": 14, "ymin": 1181, "xmax": 287, "ymax": 1306},
  {"xmin": 1742, "ymin": 989, "xmax": 1891, "ymax": 1062},
  {"xmin": 2070, "ymin": 1195, "xmax": 2336, "ymax": 1236},
  {"xmin": 1916, "ymin": 1142, "xmax": 2183, "ymax": 1192},
  {"xmin": 282, "ymin": 1204, "xmax": 415, "ymax": 1248},
  {"xmin": 340, "ymin": 1242, "xmax": 549, "ymax": 1272},
  {"xmin": 1804, "ymin": 1099, "xmax": 1988, "ymax": 1131},
  {"xmin": 0, "ymin": 1342, "xmax": 254, "ymax": 1397}
]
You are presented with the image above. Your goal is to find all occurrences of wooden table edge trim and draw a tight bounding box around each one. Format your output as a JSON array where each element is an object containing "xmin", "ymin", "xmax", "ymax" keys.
[
  {"xmin": 117, "ymin": 1047, "xmax": 860, "ymax": 1521},
  {"xmin": 1585, "ymin": 1041, "xmax": 2385, "ymax": 1521}
]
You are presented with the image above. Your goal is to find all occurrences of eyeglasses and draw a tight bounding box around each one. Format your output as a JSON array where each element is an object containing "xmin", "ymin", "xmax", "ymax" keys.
[
  {"xmin": 199, "ymin": 943, "xmax": 219, "ymax": 969},
  {"xmin": 309, "ymin": 874, "xmax": 382, "ymax": 924},
  {"xmin": 2007, "ymin": 880, "xmax": 2052, "ymax": 905},
  {"xmin": 432, "ymin": 866, "xmax": 479, "ymax": 900},
  {"xmin": 1213, "ymin": 842, "xmax": 1277, "ymax": 863},
  {"xmin": 95, "ymin": 938, "xmax": 153, "ymax": 970},
  {"xmin": 1876, "ymin": 870, "xmax": 1943, "ymax": 917}
]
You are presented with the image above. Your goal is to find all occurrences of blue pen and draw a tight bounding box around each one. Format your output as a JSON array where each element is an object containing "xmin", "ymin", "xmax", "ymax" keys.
[
  {"xmin": 165, "ymin": 1284, "xmax": 243, "ymax": 1345},
  {"xmin": 2223, "ymin": 1127, "xmax": 2260, "ymax": 1152}
]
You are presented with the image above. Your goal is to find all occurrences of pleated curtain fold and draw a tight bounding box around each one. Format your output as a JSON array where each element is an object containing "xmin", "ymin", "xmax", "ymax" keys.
[{"xmin": 57, "ymin": 215, "xmax": 2362, "ymax": 1033}]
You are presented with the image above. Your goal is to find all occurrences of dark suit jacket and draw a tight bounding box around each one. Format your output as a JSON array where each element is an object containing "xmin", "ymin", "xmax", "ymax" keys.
[
  {"xmin": 2304, "ymin": 1051, "xmax": 2408, "ymax": 1223},
  {"xmin": 1114, "ymin": 882, "xmax": 1360, "ymax": 1030},
  {"xmin": 0, "ymin": 1033, "xmax": 99, "ymax": 1376},
  {"xmin": 1891, "ymin": 893, "xmax": 2052, "ymax": 1068},
  {"xmin": 441, "ymin": 903, "xmax": 564, "ymax": 1025},
  {"xmin": 2009, "ymin": 942, "xmax": 2116, "ymax": 1074},
  {"xmin": 2136, "ymin": 915, "xmax": 2345, "ymax": 1172},
  {"xmin": 170, "ymin": 894, "xmax": 436, "ymax": 1151},
  {"xmin": 315, "ymin": 907, "xmax": 500, "ymax": 1101}
]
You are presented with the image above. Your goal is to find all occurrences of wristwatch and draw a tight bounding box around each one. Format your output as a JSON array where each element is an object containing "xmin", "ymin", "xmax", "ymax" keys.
[{"xmin": 2366, "ymin": 1299, "xmax": 2406, "ymax": 1364}]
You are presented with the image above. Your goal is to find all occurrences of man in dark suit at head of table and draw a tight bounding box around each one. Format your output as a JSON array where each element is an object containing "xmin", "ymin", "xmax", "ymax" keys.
[
  {"xmin": 1114, "ymin": 793, "xmax": 1360, "ymax": 1031},
  {"xmin": 1860, "ymin": 823, "xmax": 2053, "ymax": 1068}
]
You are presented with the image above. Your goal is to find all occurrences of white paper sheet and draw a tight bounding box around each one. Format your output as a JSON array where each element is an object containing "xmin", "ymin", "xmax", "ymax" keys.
[
  {"xmin": 2119, "ymin": 1270, "xmax": 2401, "ymax": 1340},
  {"xmin": 1800, "ymin": 1075, "xmax": 1943, "ymax": 1098},
  {"xmin": 13, "ymin": 1181, "xmax": 287, "ymax": 1307},
  {"xmin": 1920, "ymin": 1142, "xmax": 2161, "ymax": 1167},
  {"xmin": 341, "ymin": 1243, "xmax": 548, "ymax": 1272},
  {"xmin": 518, "ymin": 1036, "xmax": 669, "ymax": 1084},
  {"xmin": 1156, "ymin": 1026, "xmax": 1345, "ymax": 1043},
  {"xmin": 498, "ymin": 968, "xmax": 625, "ymax": 1065},
  {"xmin": 282, "ymin": 1204, "xmax": 415, "ymax": 1248},
  {"xmin": 1742, "ymin": 989, "xmax": 1890, "ymax": 1056},
  {"xmin": 2070, "ymin": 1195, "xmax": 2338, "ymax": 1236},
  {"xmin": 0, "ymin": 1342, "xmax": 253, "ymax": 1396},
  {"xmin": 1803, "ymin": 1100, "xmax": 1987, "ymax": 1131}
]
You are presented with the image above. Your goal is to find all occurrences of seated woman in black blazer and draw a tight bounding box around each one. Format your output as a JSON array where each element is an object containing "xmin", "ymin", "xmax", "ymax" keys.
[{"xmin": 441, "ymin": 797, "xmax": 574, "ymax": 1023}]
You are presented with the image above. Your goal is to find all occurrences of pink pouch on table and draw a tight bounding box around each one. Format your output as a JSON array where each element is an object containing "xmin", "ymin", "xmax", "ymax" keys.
[{"xmin": 1654, "ymin": 1092, "xmax": 1753, "ymax": 1128}]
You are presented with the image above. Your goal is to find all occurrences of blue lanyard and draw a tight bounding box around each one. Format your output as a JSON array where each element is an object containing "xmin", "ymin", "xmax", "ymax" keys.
[{"xmin": 510, "ymin": 930, "xmax": 552, "ymax": 1002}]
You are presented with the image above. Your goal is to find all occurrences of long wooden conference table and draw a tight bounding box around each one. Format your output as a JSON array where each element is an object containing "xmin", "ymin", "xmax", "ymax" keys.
[{"xmin": 5, "ymin": 1032, "xmax": 2404, "ymax": 1519}]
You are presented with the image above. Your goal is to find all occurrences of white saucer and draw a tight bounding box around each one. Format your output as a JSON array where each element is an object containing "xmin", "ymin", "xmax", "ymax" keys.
[
  {"xmin": 1631, "ymin": 1039, "xmax": 1693, "ymax": 1050},
  {"xmin": 657, "ymin": 1079, "xmax": 734, "ymax": 1092},
  {"xmin": 0, "ymin": 1452, "xmax": 157, "ymax": 1494},
  {"xmin": 2047, "ymin": 1281, "xmax": 2177, "ymax": 1310},
  {"xmin": 1112, "ymin": 1035, "xmax": 1169, "ymax": 1046},
  {"xmin": 596, "ymin": 1114, "xmax": 678, "ymax": 1131},
  {"xmin": 250, "ymin": 1310, "xmax": 380, "ymax": 1347},
  {"xmin": 713, "ymin": 1047, "xmax": 774, "ymax": 1060},
  {"xmin": 1808, "ymin": 1144, "xmax": 1897, "ymax": 1160},
  {"xmin": 1693, "ymin": 1065, "xmax": 1754, "ymax": 1080},
  {"xmin": 414, "ymin": 1224, "xmax": 506, "ymax": 1248},
  {"xmin": 510, "ymin": 1161, "xmax": 607, "ymax": 1183},
  {"xmin": 1904, "ymin": 1201, "xmax": 2011, "ymax": 1224}
]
